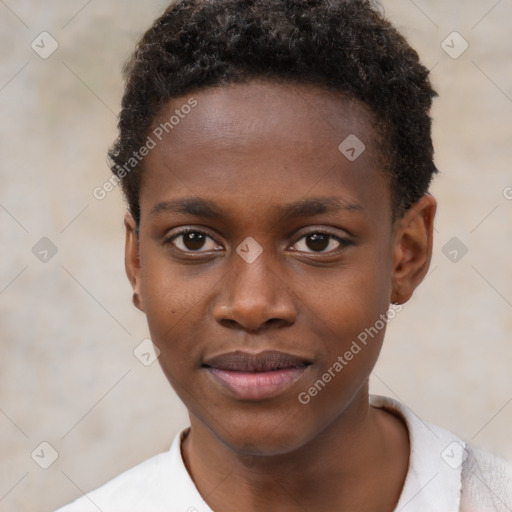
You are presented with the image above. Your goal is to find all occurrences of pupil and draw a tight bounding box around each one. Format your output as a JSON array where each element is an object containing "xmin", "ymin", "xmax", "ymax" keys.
[
  {"xmin": 184, "ymin": 232, "xmax": 205, "ymax": 251},
  {"xmin": 307, "ymin": 234, "xmax": 329, "ymax": 252}
]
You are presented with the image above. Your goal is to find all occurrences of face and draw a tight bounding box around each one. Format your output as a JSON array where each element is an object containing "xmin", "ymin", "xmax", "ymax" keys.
[{"xmin": 124, "ymin": 80, "xmax": 435, "ymax": 455}]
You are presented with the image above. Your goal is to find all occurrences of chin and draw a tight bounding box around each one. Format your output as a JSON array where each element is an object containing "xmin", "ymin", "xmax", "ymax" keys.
[{"xmin": 201, "ymin": 407, "xmax": 319, "ymax": 457}]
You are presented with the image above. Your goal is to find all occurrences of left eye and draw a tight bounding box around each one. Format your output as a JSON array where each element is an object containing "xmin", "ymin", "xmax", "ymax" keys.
[{"xmin": 291, "ymin": 232, "xmax": 348, "ymax": 253}]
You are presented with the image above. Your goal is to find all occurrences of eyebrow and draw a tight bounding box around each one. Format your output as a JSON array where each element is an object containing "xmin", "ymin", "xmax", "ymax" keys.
[{"xmin": 150, "ymin": 196, "xmax": 363, "ymax": 220}]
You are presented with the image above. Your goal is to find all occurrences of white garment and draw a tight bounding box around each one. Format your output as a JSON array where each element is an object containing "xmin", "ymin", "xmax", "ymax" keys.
[{"xmin": 54, "ymin": 395, "xmax": 512, "ymax": 511}]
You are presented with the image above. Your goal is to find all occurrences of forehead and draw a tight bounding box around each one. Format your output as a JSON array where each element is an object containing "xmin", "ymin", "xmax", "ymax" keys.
[
  {"xmin": 140, "ymin": 80, "xmax": 390, "ymax": 225},
  {"xmin": 149, "ymin": 79, "xmax": 380, "ymax": 153}
]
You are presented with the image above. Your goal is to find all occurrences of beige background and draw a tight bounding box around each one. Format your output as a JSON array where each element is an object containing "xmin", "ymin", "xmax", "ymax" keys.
[{"xmin": 1, "ymin": 1, "xmax": 511, "ymax": 510}]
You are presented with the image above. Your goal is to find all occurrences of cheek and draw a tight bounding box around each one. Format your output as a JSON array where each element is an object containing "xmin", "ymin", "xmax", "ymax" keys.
[
  {"xmin": 140, "ymin": 240, "xmax": 209, "ymax": 307},
  {"xmin": 305, "ymin": 258, "xmax": 392, "ymax": 340},
  {"xmin": 298, "ymin": 247, "xmax": 393, "ymax": 398},
  {"xmin": 295, "ymin": 268, "xmax": 391, "ymax": 424},
  {"xmin": 138, "ymin": 248, "xmax": 212, "ymax": 362}
]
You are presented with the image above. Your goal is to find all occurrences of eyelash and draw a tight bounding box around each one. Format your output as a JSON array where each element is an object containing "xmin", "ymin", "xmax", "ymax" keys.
[{"xmin": 164, "ymin": 228, "xmax": 353, "ymax": 256}]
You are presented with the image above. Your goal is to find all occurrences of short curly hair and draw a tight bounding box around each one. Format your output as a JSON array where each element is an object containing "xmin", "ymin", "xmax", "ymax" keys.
[{"xmin": 108, "ymin": 0, "xmax": 438, "ymax": 224}]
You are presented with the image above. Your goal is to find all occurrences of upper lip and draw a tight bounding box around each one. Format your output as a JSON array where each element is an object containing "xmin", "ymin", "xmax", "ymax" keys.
[{"xmin": 202, "ymin": 350, "xmax": 311, "ymax": 372}]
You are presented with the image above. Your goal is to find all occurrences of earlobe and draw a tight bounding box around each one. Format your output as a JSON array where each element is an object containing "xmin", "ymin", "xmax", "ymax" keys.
[
  {"xmin": 391, "ymin": 194, "xmax": 437, "ymax": 305},
  {"xmin": 124, "ymin": 212, "xmax": 145, "ymax": 312}
]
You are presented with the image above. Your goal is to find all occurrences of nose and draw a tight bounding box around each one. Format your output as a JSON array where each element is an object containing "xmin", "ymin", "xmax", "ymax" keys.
[{"xmin": 212, "ymin": 249, "xmax": 297, "ymax": 333}]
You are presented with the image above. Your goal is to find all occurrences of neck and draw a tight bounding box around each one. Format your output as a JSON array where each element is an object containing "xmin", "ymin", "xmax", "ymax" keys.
[{"xmin": 181, "ymin": 389, "xmax": 409, "ymax": 512}]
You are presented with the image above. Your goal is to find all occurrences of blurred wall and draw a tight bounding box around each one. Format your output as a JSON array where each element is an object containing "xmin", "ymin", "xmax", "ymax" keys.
[{"xmin": 1, "ymin": 1, "xmax": 511, "ymax": 510}]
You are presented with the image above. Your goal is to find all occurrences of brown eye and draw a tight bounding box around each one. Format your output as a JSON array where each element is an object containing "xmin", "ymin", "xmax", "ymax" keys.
[
  {"xmin": 181, "ymin": 232, "xmax": 207, "ymax": 251},
  {"xmin": 167, "ymin": 230, "xmax": 220, "ymax": 253},
  {"xmin": 291, "ymin": 232, "xmax": 351, "ymax": 254},
  {"xmin": 304, "ymin": 233, "xmax": 330, "ymax": 252}
]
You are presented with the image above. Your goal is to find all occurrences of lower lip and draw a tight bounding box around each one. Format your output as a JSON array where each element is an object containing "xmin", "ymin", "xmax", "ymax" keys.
[{"xmin": 206, "ymin": 367, "xmax": 308, "ymax": 401}]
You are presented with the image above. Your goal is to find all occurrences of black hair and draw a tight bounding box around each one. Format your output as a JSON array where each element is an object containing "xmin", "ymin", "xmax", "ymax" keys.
[{"xmin": 108, "ymin": 0, "xmax": 438, "ymax": 224}]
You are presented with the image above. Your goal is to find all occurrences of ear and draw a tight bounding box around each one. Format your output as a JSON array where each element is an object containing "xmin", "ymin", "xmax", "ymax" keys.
[
  {"xmin": 390, "ymin": 194, "xmax": 437, "ymax": 305},
  {"xmin": 124, "ymin": 212, "xmax": 145, "ymax": 312}
]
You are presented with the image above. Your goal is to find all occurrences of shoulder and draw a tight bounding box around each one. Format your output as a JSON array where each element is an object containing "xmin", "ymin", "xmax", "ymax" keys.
[
  {"xmin": 53, "ymin": 428, "xmax": 208, "ymax": 512},
  {"xmin": 460, "ymin": 443, "xmax": 512, "ymax": 512},
  {"xmin": 370, "ymin": 394, "xmax": 512, "ymax": 512},
  {"xmin": 54, "ymin": 450, "xmax": 173, "ymax": 512}
]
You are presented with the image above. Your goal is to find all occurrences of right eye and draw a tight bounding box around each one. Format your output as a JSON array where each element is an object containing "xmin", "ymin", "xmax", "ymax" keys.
[{"xmin": 165, "ymin": 229, "xmax": 222, "ymax": 253}]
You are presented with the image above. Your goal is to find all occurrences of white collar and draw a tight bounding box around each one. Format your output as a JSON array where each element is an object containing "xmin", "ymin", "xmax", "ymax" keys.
[
  {"xmin": 169, "ymin": 395, "xmax": 464, "ymax": 512},
  {"xmin": 370, "ymin": 394, "xmax": 463, "ymax": 512}
]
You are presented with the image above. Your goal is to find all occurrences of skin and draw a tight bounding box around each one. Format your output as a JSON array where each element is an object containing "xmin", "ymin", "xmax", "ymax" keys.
[{"xmin": 124, "ymin": 80, "xmax": 437, "ymax": 511}]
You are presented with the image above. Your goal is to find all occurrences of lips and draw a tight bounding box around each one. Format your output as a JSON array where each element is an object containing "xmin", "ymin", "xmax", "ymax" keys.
[
  {"xmin": 203, "ymin": 350, "xmax": 311, "ymax": 401},
  {"xmin": 203, "ymin": 350, "xmax": 310, "ymax": 372}
]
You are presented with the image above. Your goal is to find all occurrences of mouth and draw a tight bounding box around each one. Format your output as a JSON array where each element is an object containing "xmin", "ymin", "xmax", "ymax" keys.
[{"xmin": 202, "ymin": 350, "xmax": 312, "ymax": 401}]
